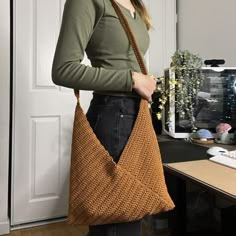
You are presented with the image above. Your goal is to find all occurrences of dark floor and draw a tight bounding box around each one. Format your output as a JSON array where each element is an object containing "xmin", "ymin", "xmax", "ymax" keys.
[{"xmin": 6, "ymin": 221, "xmax": 169, "ymax": 236}]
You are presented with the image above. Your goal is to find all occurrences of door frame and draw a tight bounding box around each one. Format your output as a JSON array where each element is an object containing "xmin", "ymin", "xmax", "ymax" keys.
[
  {"xmin": 148, "ymin": 0, "xmax": 176, "ymax": 76},
  {"xmin": 0, "ymin": 0, "xmax": 11, "ymax": 234}
]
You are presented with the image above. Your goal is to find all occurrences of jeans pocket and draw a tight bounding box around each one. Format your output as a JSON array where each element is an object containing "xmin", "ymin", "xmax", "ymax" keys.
[{"xmin": 115, "ymin": 114, "xmax": 136, "ymax": 160}]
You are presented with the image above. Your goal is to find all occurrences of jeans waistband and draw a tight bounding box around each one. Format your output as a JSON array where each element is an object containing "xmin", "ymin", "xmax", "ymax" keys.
[{"xmin": 93, "ymin": 91, "xmax": 141, "ymax": 99}]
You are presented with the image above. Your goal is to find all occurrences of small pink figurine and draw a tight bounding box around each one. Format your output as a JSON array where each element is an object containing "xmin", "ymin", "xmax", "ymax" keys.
[{"xmin": 215, "ymin": 123, "xmax": 235, "ymax": 145}]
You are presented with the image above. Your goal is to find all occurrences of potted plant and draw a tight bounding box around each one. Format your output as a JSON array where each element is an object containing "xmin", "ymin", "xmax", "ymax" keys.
[{"xmin": 152, "ymin": 49, "xmax": 205, "ymax": 131}]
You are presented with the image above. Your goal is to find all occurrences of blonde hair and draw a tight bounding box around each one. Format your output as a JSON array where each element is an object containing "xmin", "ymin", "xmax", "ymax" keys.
[{"xmin": 131, "ymin": 0, "xmax": 152, "ymax": 30}]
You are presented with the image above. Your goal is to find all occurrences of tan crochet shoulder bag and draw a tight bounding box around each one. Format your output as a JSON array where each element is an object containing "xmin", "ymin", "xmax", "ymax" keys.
[{"xmin": 67, "ymin": 0, "xmax": 175, "ymax": 225}]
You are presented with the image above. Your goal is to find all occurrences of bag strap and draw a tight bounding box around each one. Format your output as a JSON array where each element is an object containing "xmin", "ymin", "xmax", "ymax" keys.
[{"xmin": 110, "ymin": 0, "xmax": 148, "ymax": 75}]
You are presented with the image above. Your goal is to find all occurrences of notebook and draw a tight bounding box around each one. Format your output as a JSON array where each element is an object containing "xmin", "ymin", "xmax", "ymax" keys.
[{"xmin": 209, "ymin": 150, "xmax": 236, "ymax": 169}]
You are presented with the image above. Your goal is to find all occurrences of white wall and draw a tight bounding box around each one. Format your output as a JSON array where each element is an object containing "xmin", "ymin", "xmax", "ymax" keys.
[
  {"xmin": 177, "ymin": 0, "xmax": 236, "ymax": 66},
  {"xmin": 0, "ymin": 0, "xmax": 10, "ymax": 234}
]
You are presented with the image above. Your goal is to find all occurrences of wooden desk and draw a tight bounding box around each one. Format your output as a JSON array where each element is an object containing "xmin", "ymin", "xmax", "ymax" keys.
[
  {"xmin": 165, "ymin": 160, "xmax": 236, "ymax": 202},
  {"xmin": 158, "ymin": 139, "xmax": 236, "ymax": 235},
  {"xmin": 163, "ymin": 160, "xmax": 236, "ymax": 235}
]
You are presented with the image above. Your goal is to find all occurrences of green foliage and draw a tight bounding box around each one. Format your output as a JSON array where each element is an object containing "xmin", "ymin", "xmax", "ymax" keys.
[
  {"xmin": 171, "ymin": 49, "xmax": 203, "ymax": 69},
  {"xmin": 154, "ymin": 49, "xmax": 204, "ymax": 130},
  {"xmin": 171, "ymin": 50, "xmax": 204, "ymax": 129}
]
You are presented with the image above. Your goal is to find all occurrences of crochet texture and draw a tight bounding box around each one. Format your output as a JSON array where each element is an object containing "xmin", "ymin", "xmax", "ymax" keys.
[{"xmin": 68, "ymin": 95, "xmax": 175, "ymax": 225}]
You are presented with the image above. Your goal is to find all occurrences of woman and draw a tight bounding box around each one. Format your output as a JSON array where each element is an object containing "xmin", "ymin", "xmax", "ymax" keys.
[{"xmin": 52, "ymin": 0, "xmax": 156, "ymax": 235}]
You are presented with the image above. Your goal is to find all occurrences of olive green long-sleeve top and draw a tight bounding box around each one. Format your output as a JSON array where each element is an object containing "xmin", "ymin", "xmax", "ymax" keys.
[{"xmin": 52, "ymin": 0, "xmax": 150, "ymax": 93}]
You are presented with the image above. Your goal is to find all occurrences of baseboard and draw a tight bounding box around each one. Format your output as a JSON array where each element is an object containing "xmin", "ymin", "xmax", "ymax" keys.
[
  {"xmin": 0, "ymin": 219, "xmax": 10, "ymax": 235},
  {"xmin": 10, "ymin": 217, "xmax": 66, "ymax": 231}
]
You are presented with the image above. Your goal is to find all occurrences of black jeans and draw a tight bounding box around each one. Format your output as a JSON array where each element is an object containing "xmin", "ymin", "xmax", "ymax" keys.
[{"xmin": 86, "ymin": 93, "xmax": 142, "ymax": 236}]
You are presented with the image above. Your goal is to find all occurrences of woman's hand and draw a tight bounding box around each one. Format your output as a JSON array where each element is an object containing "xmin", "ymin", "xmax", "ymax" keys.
[{"xmin": 131, "ymin": 71, "xmax": 156, "ymax": 102}]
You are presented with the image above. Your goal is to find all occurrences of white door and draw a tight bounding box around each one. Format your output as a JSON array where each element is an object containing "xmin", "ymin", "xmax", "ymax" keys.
[{"xmin": 11, "ymin": 0, "xmax": 93, "ymax": 225}]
